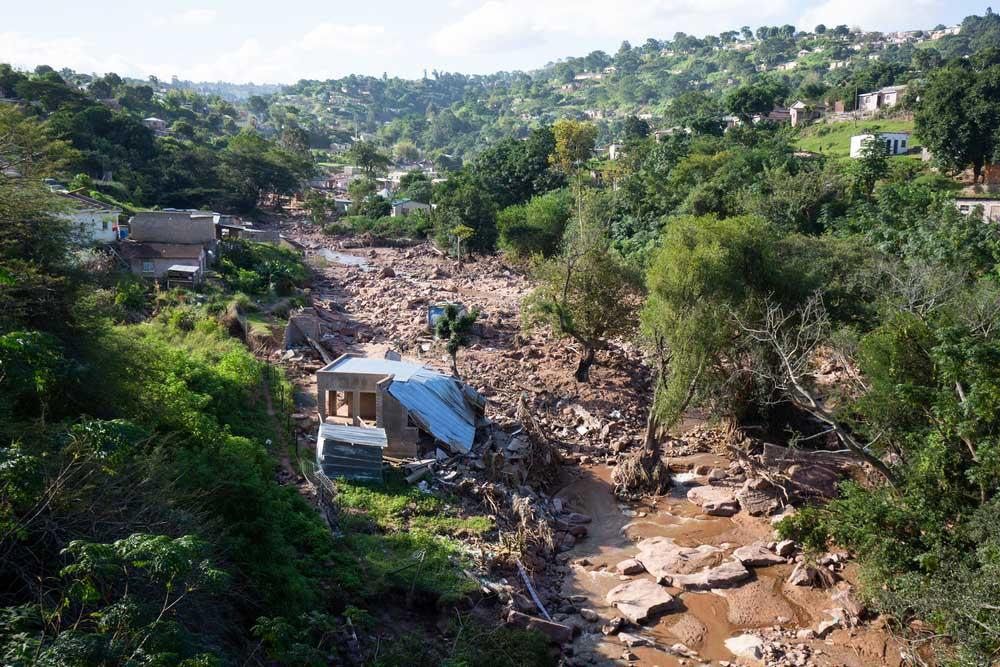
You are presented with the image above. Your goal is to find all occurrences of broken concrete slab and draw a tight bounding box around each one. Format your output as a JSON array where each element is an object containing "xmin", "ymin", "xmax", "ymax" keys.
[
  {"xmin": 686, "ymin": 485, "xmax": 740, "ymax": 516},
  {"xmin": 605, "ymin": 578, "xmax": 679, "ymax": 624}
]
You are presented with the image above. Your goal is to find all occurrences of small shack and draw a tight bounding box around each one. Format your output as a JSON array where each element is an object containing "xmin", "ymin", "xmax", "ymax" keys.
[
  {"xmin": 165, "ymin": 264, "xmax": 202, "ymax": 289},
  {"xmin": 316, "ymin": 354, "xmax": 486, "ymax": 458},
  {"xmin": 316, "ymin": 424, "xmax": 387, "ymax": 482}
]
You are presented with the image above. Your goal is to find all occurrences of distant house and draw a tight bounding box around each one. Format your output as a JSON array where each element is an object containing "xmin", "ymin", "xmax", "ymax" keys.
[
  {"xmin": 316, "ymin": 354, "xmax": 487, "ymax": 458},
  {"xmin": 129, "ymin": 211, "xmax": 219, "ymax": 252},
  {"xmin": 955, "ymin": 198, "xmax": 1000, "ymax": 223},
  {"xmin": 55, "ymin": 191, "xmax": 121, "ymax": 245},
  {"xmin": 574, "ymin": 71, "xmax": 602, "ymax": 81},
  {"xmin": 608, "ymin": 143, "xmax": 623, "ymax": 160},
  {"xmin": 119, "ymin": 241, "xmax": 207, "ymax": 286},
  {"xmin": 390, "ymin": 199, "xmax": 431, "ymax": 217},
  {"xmin": 856, "ymin": 85, "xmax": 907, "ymax": 111},
  {"xmin": 828, "ymin": 60, "xmax": 849, "ymax": 70},
  {"xmin": 850, "ymin": 132, "xmax": 910, "ymax": 158},
  {"xmin": 789, "ymin": 100, "xmax": 827, "ymax": 127},
  {"xmin": 753, "ymin": 108, "xmax": 792, "ymax": 124},
  {"xmin": 142, "ymin": 117, "xmax": 168, "ymax": 134}
]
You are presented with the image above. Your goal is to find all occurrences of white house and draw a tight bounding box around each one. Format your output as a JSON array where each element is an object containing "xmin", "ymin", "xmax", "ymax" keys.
[
  {"xmin": 850, "ymin": 132, "xmax": 911, "ymax": 158},
  {"xmin": 856, "ymin": 85, "xmax": 907, "ymax": 111},
  {"xmin": 390, "ymin": 199, "xmax": 431, "ymax": 217},
  {"xmin": 955, "ymin": 198, "xmax": 1000, "ymax": 223},
  {"xmin": 608, "ymin": 143, "xmax": 623, "ymax": 160},
  {"xmin": 56, "ymin": 191, "xmax": 121, "ymax": 245},
  {"xmin": 142, "ymin": 117, "xmax": 167, "ymax": 132}
]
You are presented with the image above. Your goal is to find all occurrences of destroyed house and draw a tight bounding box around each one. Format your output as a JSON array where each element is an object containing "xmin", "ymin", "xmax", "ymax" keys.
[{"xmin": 316, "ymin": 354, "xmax": 486, "ymax": 459}]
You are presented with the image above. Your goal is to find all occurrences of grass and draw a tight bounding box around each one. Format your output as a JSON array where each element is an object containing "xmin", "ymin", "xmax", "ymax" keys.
[
  {"xmin": 330, "ymin": 470, "xmax": 494, "ymax": 605},
  {"xmin": 796, "ymin": 119, "xmax": 919, "ymax": 157}
]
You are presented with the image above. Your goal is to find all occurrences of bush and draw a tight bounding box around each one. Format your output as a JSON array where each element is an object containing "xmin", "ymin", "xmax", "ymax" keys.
[
  {"xmin": 217, "ymin": 240, "xmax": 307, "ymax": 296},
  {"xmin": 497, "ymin": 189, "xmax": 572, "ymax": 259}
]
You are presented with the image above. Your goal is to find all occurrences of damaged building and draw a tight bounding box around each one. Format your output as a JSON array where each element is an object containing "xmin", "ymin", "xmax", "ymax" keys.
[{"xmin": 316, "ymin": 354, "xmax": 487, "ymax": 472}]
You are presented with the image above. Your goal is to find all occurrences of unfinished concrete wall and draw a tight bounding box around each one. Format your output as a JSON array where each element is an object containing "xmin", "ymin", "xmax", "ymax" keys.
[{"xmin": 317, "ymin": 370, "xmax": 419, "ymax": 457}]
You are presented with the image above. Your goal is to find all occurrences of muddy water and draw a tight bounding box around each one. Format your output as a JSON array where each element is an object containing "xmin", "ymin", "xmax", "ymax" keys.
[{"xmin": 556, "ymin": 463, "xmax": 806, "ymax": 666}]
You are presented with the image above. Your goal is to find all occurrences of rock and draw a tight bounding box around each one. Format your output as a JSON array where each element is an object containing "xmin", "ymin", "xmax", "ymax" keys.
[
  {"xmin": 601, "ymin": 617, "xmax": 626, "ymax": 635},
  {"xmin": 617, "ymin": 632, "xmax": 652, "ymax": 647},
  {"xmin": 686, "ymin": 485, "xmax": 740, "ymax": 516},
  {"xmin": 815, "ymin": 616, "xmax": 843, "ymax": 638},
  {"xmin": 379, "ymin": 266, "xmax": 395, "ymax": 278},
  {"xmin": 635, "ymin": 537, "xmax": 750, "ymax": 590},
  {"xmin": 565, "ymin": 512, "xmax": 592, "ymax": 524},
  {"xmin": 693, "ymin": 464, "xmax": 712, "ymax": 475},
  {"xmin": 724, "ymin": 634, "xmax": 764, "ymax": 660},
  {"xmin": 664, "ymin": 558, "xmax": 751, "ymax": 590},
  {"xmin": 796, "ymin": 628, "xmax": 816, "ymax": 640},
  {"xmin": 579, "ymin": 608, "xmax": 599, "ymax": 622},
  {"xmin": 605, "ymin": 578, "xmax": 679, "ymax": 624},
  {"xmin": 732, "ymin": 541, "xmax": 786, "ymax": 567},
  {"xmin": 775, "ymin": 539, "xmax": 797, "ymax": 557},
  {"xmin": 788, "ymin": 561, "xmax": 829, "ymax": 587},
  {"xmin": 506, "ymin": 610, "xmax": 574, "ymax": 644},
  {"xmin": 622, "ymin": 650, "xmax": 638, "ymax": 661},
  {"xmin": 616, "ymin": 558, "xmax": 645, "ymax": 575},
  {"xmin": 736, "ymin": 481, "xmax": 783, "ymax": 516},
  {"xmin": 707, "ymin": 468, "xmax": 727, "ymax": 481}
]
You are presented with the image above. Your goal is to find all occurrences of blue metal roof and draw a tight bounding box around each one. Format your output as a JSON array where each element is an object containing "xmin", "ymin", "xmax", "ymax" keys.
[
  {"xmin": 318, "ymin": 424, "xmax": 388, "ymax": 448},
  {"xmin": 387, "ymin": 368, "xmax": 480, "ymax": 453},
  {"xmin": 319, "ymin": 355, "xmax": 484, "ymax": 454}
]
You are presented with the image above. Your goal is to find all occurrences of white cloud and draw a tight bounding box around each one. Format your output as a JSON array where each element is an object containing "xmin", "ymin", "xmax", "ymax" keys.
[
  {"xmin": 798, "ymin": 0, "xmax": 941, "ymax": 31},
  {"xmin": 429, "ymin": 0, "xmax": 797, "ymax": 57},
  {"xmin": 182, "ymin": 23, "xmax": 392, "ymax": 82},
  {"xmin": 151, "ymin": 8, "xmax": 218, "ymax": 28},
  {"xmin": 0, "ymin": 22, "xmax": 391, "ymax": 84}
]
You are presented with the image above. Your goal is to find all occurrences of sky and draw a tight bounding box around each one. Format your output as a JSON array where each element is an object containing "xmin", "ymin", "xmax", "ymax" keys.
[{"xmin": 0, "ymin": 0, "xmax": 988, "ymax": 84}]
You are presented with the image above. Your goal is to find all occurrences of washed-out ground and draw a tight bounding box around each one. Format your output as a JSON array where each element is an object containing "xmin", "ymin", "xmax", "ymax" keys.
[{"xmin": 267, "ymin": 219, "xmax": 904, "ymax": 666}]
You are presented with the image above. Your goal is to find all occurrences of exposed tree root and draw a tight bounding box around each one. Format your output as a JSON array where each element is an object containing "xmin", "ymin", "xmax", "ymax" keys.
[{"xmin": 612, "ymin": 443, "xmax": 671, "ymax": 499}]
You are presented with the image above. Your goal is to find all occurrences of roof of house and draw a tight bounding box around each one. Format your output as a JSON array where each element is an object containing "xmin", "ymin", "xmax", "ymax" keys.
[
  {"xmin": 318, "ymin": 424, "xmax": 388, "ymax": 448},
  {"xmin": 318, "ymin": 354, "xmax": 485, "ymax": 453},
  {"xmin": 56, "ymin": 191, "xmax": 119, "ymax": 211},
  {"xmin": 119, "ymin": 241, "xmax": 205, "ymax": 260},
  {"xmin": 129, "ymin": 211, "xmax": 217, "ymax": 245},
  {"xmin": 166, "ymin": 264, "xmax": 200, "ymax": 274}
]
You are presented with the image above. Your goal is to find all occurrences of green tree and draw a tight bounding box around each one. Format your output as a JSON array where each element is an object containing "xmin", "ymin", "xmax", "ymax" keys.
[
  {"xmin": 916, "ymin": 60, "xmax": 1000, "ymax": 182},
  {"xmin": 523, "ymin": 192, "xmax": 639, "ymax": 381},
  {"xmin": 435, "ymin": 304, "xmax": 480, "ymax": 377},
  {"xmin": 551, "ymin": 119, "xmax": 598, "ymax": 174},
  {"xmin": 346, "ymin": 140, "xmax": 391, "ymax": 177},
  {"xmin": 852, "ymin": 132, "xmax": 890, "ymax": 197}
]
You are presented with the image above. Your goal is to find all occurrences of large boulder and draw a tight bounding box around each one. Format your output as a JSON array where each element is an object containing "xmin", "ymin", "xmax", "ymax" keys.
[
  {"xmin": 663, "ymin": 557, "xmax": 751, "ymax": 590},
  {"xmin": 605, "ymin": 578, "xmax": 679, "ymax": 624},
  {"xmin": 686, "ymin": 485, "xmax": 740, "ymax": 516},
  {"xmin": 736, "ymin": 480, "xmax": 783, "ymax": 516},
  {"xmin": 635, "ymin": 537, "xmax": 751, "ymax": 590},
  {"xmin": 732, "ymin": 541, "xmax": 786, "ymax": 567}
]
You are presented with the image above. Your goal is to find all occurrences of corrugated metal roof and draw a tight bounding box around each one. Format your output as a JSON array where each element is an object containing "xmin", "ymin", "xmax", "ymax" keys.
[
  {"xmin": 320, "ymin": 355, "xmax": 423, "ymax": 381},
  {"xmin": 318, "ymin": 424, "xmax": 388, "ymax": 448},
  {"xmin": 387, "ymin": 368, "xmax": 480, "ymax": 454}
]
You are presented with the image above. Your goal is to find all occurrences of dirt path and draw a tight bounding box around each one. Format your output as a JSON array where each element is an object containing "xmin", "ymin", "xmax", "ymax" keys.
[{"xmin": 270, "ymin": 224, "xmax": 903, "ymax": 666}]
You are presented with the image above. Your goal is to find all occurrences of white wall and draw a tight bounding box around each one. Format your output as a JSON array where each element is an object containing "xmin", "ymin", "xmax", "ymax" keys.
[{"xmin": 64, "ymin": 209, "xmax": 119, "ymax": 244}]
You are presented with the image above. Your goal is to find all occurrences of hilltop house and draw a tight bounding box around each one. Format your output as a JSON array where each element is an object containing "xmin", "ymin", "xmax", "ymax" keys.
[
  {"xmin": 857, "ymin": 85, "xmax": 907, "ymax": 111},
  {"xmin": 850, "ymin": 132, "xmax": 911, "ymax": 158},
  {"xmin": 789, "ymin": 100, "xmax": 827, "ymax": 127},
  {"xmin": 316, "ymin": 354, "xmax": 486, "ymax": 458},
  {"xmin": 54, "ymin": 191, "xmax": 121, "ymax": 245},
  {"xmin": 390, "ymin": 199, "xmax": 431, "ymax": 217}
]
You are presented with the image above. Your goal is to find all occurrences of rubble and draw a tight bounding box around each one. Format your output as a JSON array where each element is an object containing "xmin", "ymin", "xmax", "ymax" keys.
[{"xmin": 724, "ymin": 634, "xmax": 765, "ymax": 660}]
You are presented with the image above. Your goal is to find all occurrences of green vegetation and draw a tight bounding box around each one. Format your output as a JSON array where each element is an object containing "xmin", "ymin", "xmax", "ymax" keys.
[
  {"xmin": 796, "ymin": 119, "xmax": 918, "ymax": 156},
  {"xmin": 217, "ymin": 238, "xmax": 308, "ymax": 296}
]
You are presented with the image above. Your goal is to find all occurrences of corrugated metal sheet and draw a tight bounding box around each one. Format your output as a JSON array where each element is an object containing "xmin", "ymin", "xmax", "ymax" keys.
[
  {"xmin": 316, "ymin": 425, "xmax": 387, "ymax": 482},
  {"xmin": 387, "ymin": 368, "xmax": 480, "ymax": 454}
]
